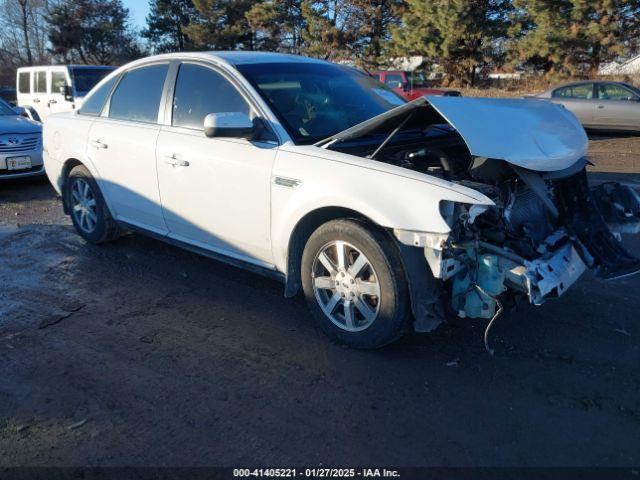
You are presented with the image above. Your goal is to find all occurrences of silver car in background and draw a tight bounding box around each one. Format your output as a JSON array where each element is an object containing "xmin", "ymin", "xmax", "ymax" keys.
[
  {"xmin": 533, "ymin": 80, "xmax": 640, "ymax": 132},
  {"xmin": 0, "ymin": 97, "xmax": 43, "ymax": 180}
]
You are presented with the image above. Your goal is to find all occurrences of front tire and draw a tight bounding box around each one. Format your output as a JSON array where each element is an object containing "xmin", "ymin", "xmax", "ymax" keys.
[
  {"xmin": 301, "ymin": 219, "xmax": 410, "ymax": 349},
  {"xmin": 65, "ymin": 165, "xmax": 119, "ymax": 244}
]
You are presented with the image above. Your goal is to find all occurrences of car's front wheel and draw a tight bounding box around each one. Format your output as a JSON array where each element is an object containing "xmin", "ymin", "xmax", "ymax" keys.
[
  {"xmin": 301, "ymin": 219, "xmax": 410, "ymax": 349},
  {"xmin": 65, "ymin": 164, "xmax": 119, "ymax": 244}
]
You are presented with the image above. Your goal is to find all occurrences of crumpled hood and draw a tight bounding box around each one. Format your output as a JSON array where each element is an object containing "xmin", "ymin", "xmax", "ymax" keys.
[
  {"xmin": 319, "ymin": 96, "xmax": 588, "ymax": 172},
  {"xmin": 0, "ymin": 114, "xmax": 41, "ymax": 135}
]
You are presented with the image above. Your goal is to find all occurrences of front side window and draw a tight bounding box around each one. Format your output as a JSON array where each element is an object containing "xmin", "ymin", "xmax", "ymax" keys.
[
  {"xmin": 598, "ymin": 83, "xmax": 638, "ymax": 101},
  {"xmin": 35, "ymin": 71, "xmax": 47, "ymax": 94},
  {"xmin": 172, "ymin": 63, "xmax": 250, "ymax": 130},
  {"xmin": 237, "ymin": 62, "xmax": 405, "ymax": 145},
  {"xmin": 51, "ymin": 71, "xmax": 67, "ymax": 93},
  {"xmin": 79, "ymin": 75, "xmax": 118, "ymax": 116},
  {"xmin": 18, "ymin": 72, "xmax": 30, "ymax": 94},
  {"xmin": 384, "ymin": 74, "xmax": 405, "ymax": 88},
  {"xmin": 109, "ymin": 64, "xmax": 169, "ymax": 123},
  {"xmin": 553, "ymin": 84, "xmax": 594, "ymax": 99}
]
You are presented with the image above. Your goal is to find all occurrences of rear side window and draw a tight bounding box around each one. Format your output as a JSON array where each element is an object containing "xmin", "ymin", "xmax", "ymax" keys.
[
  {"xmin": 18, "ymin": 72, "xmax": 30, "ymax": 94},
  {"xmin": 172, "ymin": 63, "xmax": 250, "ymax": 130},
  {"xmin": 109, "ymin": 64, "xmax": 169, "ymax": 123},
  {"xmin": 35, "ymin": 71, "xmax": 47, "ymax": 94},
  {"xmin": 384, "ymin": 74, "xmax": 404, "ymax": 88},
  {"xmin": 79, "ymin": 75, "xmax": 118, "ymax": 116},
  {"xmin": 553, "ymin": 84, "xmax": 594, "ymax": 99},
  {"xmin": 51, "ymin": 71, "xmax": 67, "ymax": 92}
]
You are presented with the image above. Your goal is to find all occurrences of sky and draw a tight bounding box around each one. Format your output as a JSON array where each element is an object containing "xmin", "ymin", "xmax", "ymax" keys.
[{"xmin": 123, "ymin": 0, "xmax": 151, "ymax": 31}]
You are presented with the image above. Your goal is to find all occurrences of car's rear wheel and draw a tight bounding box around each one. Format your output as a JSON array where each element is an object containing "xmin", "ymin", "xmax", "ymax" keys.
[
  {"xmin": 301, "ymin": 219, "xmax": 410, "ymax": 349},
  {"xmin": 65, "ymin": 164, "xmax": 119, "ymax": 244}
]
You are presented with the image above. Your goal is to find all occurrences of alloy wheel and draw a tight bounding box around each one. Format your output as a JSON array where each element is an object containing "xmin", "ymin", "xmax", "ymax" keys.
[
  {"xmin": 71, "ymin": 178, "xmax": 98, "ymax": 234},
  {"xmin": 311, "ymin": 240, "xmax": 381, "ymax": 332}
]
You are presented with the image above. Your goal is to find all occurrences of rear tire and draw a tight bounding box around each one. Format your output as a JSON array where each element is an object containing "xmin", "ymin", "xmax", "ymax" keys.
[
  {"xmin": 65, "ymin": 164, "xmax": 119, "ymax": 244},
  {"xmin": 301, "ymin": 219, "xmax": 410, "ymax": 349}
]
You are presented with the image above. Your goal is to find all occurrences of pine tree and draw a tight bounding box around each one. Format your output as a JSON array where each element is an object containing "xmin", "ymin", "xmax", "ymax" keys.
[
  {"xmin": 141, "ymin": 0, "xmax": 199, "ymax": 53},
  {"xmin": 348, "ymin": 0, "xmax": 402, "ymax": 68},
  {"xmin": 245, "ymin": 0, "xmax": 305, "ymax": 53},
  {"xmin": 299, "ymin": 0, "xmax": 356, "ymax": 60},
  {"xmin": 185, "ymin": 0, "xmax": 255, "ymax": 50},
  {"xmin": 510, "ymin": 0, "xmax": 640, "ymax": 76},
  {"xmin": 391, "ymin": 0, "xmax": 512, "ymax": 85},
  {"xmin": 48, "ymin": 0, "xmax": 142, "ymax": 65}
]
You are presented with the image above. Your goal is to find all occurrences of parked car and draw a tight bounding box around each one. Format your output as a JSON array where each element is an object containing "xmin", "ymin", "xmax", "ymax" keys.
[
  {"xmin": 0, "ymin": 97, "xmax": 43, "ymax": 180},
  {"xmin": 0, "ymin": 87, "xmax": 17, "ymax": 106},
  {"xmin": 532, "ymin": 80, "xmax": 640, "ymax": 131},
  {"xmin": 372, "ymin": 70, "xmax": 461, "ymax": 100},
  {"xmin": 42, "ymin": 52, "xmax": 639, "ymax": 349},
  {"xmin": 17, "ymin": 65, "xmax": 115, "ymax": 122}
]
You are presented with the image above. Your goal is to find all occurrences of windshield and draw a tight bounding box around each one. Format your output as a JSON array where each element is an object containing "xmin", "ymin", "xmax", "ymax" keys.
[
  {"xmin": 626, "ymin": 83, "xmax": 640, "ymax": 96},
  {"xmin": 0, "ymin": 98, "xmax": 16, "ymax": 116},
  {"xmin": 71, "ymin": 67, "xmax": 115, "ymax": 95},
  {"xmin": 409, "ymin": 72, "xmax": 428, "ymax": 87},
  {"xmin": 237, "ymin": 62, "xmax": 406, "ymax": 144}
]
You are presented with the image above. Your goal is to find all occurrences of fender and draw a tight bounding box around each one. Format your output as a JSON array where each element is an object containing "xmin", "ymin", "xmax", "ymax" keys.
[{"xmin": 270, "ymin": 146, "xmax": 493, "ymax": 274}]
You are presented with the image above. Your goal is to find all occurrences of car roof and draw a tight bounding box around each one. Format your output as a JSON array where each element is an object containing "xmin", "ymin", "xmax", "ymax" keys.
[
  {"xmin": 128, "ymin": 51, "xmax": 329, "ymax": 68},
  {"xmin": 17, "ymin": 65, "xmax": 115, "ymax": 71}
]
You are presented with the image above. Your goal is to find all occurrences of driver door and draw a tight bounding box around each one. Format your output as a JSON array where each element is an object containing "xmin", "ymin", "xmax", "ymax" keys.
[{"xmin": 156, "ymin": 62, "xmax": 277, "ymax": 267}]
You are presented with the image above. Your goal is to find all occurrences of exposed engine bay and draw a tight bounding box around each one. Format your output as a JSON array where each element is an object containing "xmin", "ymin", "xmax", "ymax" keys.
[{"xmin": 323, "ymin": 99, "xmax": 640, "ymax": 345}]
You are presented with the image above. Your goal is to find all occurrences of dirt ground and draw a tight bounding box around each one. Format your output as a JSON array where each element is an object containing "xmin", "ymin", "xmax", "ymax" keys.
[{"xmin": 1, "ymin": 135, "xmax": 640, "ymax": 468}]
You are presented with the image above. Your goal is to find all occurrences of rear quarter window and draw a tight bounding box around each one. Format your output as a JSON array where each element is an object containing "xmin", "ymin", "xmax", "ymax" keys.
[
  {"xmin": 79, "ymin": 75, "xmax": 118, "ymax": 116},
  {"xmin": 18, "ymin": 72, "xmax": 30, "ymax": 94}
]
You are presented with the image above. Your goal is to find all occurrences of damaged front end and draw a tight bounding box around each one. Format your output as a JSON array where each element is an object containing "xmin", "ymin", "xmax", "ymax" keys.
[
  {"xmin": 322, "ymin": 96, "xmax": 640, "ymax": 338},
  {"xmin": 436, "ymin": 165, "xmax": 640, "ymax": 318}
]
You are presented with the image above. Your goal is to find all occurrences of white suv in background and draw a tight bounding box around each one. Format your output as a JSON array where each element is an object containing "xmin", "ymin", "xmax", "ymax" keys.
[
  {"xmin": 41, "ymin": 52, "xmax": 640, "ymax": 349},
  {"xmin": 17, "ymin": 65, "xmax": 115, "ymax": 122}
]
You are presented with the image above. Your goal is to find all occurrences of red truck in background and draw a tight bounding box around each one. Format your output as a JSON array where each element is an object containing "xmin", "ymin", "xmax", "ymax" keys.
[{"xmin": 372, "ymin": 71, "xmax": 461, "ymax": 100}]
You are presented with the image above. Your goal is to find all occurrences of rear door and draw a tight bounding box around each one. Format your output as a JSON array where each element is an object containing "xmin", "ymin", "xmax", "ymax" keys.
[
  {"xmin": 31, "ymin": 69, "xmax": 49, "ymax": 121},
  {"xmin": 594, "ymin": 83, "xmax": 640, "ymax": 130},
  {"xmin": 87, "ymin": 63, "xmax": 170, "ymax": 234},
  {"xmin": 550, "ymin": 83, "xmax": 596, "ymax": 127}
]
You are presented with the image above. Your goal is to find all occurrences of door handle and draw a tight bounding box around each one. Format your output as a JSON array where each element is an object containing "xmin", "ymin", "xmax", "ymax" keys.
[
  {"xmin": 33, "ymin": 98, "xmax": 40, "ymax": 103},
  {"xmin": 91, "ymin": 139, "xmax": 108, "ymax": 149},
  {"xmin": 164, "ymin": 154, "xmax": 189, "ymax": 167},
  {"xmin": 596, "ymin": 104, "xmax": 605, "ymax": 109},
  {"xmin": 49, "ymin": 99, "xmax": 57, "ymax": 105}
]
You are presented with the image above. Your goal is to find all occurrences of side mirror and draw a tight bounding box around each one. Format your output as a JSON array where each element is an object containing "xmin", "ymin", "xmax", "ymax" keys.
[
  {"xmin": 204, "ymin": 112, "xmax": 254, "ymax": 139},
  {"xmin": 60, "ymin": 85, "xmax": 73, "ymax": 101},
  {"xmin": 14, "ymin": 106, "xmax": 27, "ymax": 117}
]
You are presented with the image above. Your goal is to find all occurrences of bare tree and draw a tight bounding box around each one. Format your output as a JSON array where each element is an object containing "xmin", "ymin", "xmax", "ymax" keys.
[{"xmin": 0, "ymin": 0, "xmax": 50, "ymax": 85}]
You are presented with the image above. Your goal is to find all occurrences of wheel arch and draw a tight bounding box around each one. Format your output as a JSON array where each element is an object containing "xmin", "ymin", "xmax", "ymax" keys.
[
  {"xmin": 60, "ymin": 158, "xmax": 85, "ymax": 214},
  {"xmin": 283, "ymin": 206, "xmax": 379, "ymax": 298},
  {"xmin": 59, "ymin": 158, "xmax": 108, "ymax": 215},
  {"xmin": 283, "ymin": 206, "xmax": 444, "ymax": 333}
]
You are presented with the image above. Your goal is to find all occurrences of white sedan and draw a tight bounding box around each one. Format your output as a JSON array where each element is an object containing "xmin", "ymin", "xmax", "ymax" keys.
[{"xmin": 42, "ymin": 52, "xmax": 640, "ymax": 349}]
